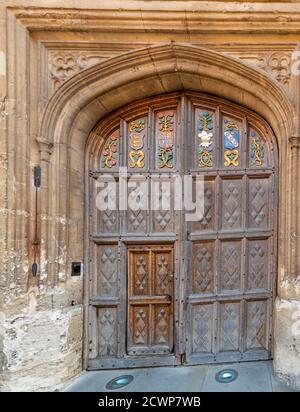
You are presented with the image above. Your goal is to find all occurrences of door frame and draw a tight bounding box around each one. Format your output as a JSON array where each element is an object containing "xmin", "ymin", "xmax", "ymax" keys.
[{"xmin": 84, "ymin": 91, "xmax": 278, "ymax": 370}]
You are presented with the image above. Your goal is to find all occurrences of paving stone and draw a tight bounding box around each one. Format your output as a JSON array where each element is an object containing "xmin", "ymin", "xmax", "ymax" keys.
[
  {"xmin": 201, "ymin": 361, "xmax": 272, "ymax": 392},
  {"xmin": 66, "ymin": 365, "xmax": 208, "ymax": 392}
]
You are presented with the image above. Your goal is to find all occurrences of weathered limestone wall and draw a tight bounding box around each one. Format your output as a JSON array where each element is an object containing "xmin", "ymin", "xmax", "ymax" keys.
[
  {"xmin": 274, "ymin": 298, "xmax": 300, "ymax": 389},
  {"xmin": 0, "ymin": 305, "xmax": 83, "ymax": 391},
  {"xmin": 0, "ymin": 0, "xmax": 299, "ymax": 391}
]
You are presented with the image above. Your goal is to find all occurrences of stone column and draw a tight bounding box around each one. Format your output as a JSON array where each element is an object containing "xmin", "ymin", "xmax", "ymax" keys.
[
  {"xmin": 35, "ymin": 136, "xmax": 53, "ymax": 288},
  {"xmin": 274, "ymin": 134, "xmax": 300, "ymax": 389},
  {"xmin": 289, "ymin": 135, "xmax": 300, "ymax": 283}
]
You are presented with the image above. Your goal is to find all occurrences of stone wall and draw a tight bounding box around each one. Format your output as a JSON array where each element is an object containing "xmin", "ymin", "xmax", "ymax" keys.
[{"xmin": 0, "ymin": 1, "xmax": 299, "ymax": 391}]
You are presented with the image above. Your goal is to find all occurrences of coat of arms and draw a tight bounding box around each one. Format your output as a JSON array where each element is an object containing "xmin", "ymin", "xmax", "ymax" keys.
[{"xmin": 224, "ymin": 120, "xmax": 240, "ymax": 167}]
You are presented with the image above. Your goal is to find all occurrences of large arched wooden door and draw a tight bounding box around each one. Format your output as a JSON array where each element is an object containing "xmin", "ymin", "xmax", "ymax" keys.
[{"xmin": 86, "ymin": 92, "xmax": 277, "ymax": 370}]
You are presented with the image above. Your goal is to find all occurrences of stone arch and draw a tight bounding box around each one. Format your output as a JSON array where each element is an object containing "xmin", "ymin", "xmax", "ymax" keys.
[{"xmin": 37, "ymin": 43, "xmax": 298, "ymax": 378}]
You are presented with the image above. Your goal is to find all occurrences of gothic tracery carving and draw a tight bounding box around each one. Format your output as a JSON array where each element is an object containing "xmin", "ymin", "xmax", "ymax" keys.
[{"xmin": 49, "ymin": 52, "xmax": 103, "ymax": 89}]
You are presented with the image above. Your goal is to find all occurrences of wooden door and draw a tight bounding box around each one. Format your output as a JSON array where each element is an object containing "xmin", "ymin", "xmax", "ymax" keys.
[
  {"xmin": 127, "ymin": 246, "xmax": 173, "ymax": 356},
  {"xmin": 184, "ymin": 95, "xmax": 277, "ymax": 364},
  {"xmin": 85, "ymin": 91, "xmax": 277, "ymax": 370}
]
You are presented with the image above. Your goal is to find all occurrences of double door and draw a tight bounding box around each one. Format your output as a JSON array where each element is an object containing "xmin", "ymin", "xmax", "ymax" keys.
[{"xmin": 86, "ymin": 92, "xmax": 277, "ymax": 369}]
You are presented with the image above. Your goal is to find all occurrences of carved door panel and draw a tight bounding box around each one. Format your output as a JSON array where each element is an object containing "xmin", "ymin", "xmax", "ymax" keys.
[{"xmin": 127, "ymin": 246, "xmax": 174, "ymax": 356}]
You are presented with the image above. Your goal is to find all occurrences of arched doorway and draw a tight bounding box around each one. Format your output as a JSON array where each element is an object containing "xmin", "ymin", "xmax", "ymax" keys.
[{"xmin": 85, "ymin": 91, "xmax": 278, "ymax": 370}]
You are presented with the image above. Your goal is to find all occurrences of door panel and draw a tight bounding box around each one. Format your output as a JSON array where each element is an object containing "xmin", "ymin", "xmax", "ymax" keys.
[
  {"xmin": 191, "ymin": 178, "xmax": 217, "ymax": 233},
  {"xmin": 221, "ymin": 178, "xmax": 243, "ymax": 230},
  {"xmin": 191, "ymin": 303, "xmax": 214, "ymax": 354},
  {"xmin": 219, "ymin": 240, "xmax": 242, "ymax": 292},
  {"xmin": 193, "ymin": 241, "xmax": 215, "ymax": 294},
  {"xmin": 219, "ymin": 302, "xmax": 241, "ymax": 352},
  {"xmin": 127, "ymin": 246, "xmax": 173, "ymax": 356},
  {"xmin": 248, "ymin": 177, "xmax": 270, "ymax": 229}
]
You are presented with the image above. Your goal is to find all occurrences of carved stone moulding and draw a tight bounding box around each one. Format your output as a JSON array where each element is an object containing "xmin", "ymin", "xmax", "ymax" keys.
[
  {"xmin": 43, "ymin": 42, "xmax": 298, "ymax": 100},
  {"xmin": 207, "ymin": 43, "xmax": 299, "ymax": 90},
  {"xmin": 44, "ymin": 42, "xmax": 141, "ymax": 94}
]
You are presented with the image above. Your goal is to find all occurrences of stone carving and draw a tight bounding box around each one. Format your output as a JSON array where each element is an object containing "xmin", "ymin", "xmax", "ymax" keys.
[
  {"xmin": 234, "ymin": 52, "xmax": 292, "ymax": 86},
  {"xmin": 265, "ymin": 53, "xmax": 292, "ymax": 86},
  {"xmin": 0, "ymin": 96, "xmax": 8, "ymax": 119},
  {"xmin": 49, "ymin": 52, "xmax": 103, "ymax": 89},
  {"xmin": 48, "ymin": 49, "xmax": 293, "ymax": 96}
]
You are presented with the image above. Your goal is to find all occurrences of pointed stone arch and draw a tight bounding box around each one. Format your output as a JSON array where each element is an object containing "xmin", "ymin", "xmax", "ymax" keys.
[{"xmin": 37, "ymin": 43, "xmax": 299, "ymax": 385}]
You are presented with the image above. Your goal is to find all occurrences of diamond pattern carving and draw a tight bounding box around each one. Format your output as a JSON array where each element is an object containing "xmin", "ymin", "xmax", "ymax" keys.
[
  {"xmin": 193, "ymin": 305, "xmax": 212, "ymax": 353},
  {"xmin": 250, "ymin": 180, "xmax": 268, "ymax": 227},
  {"xmin": 247, "ymin": 301, "xmax": 266, "ymax": 349},
  {"xmin": 155, "ymin": 210, "xmax": 171, "ymax": 230},
  {"xmin": 135, "ymin": 255, "xmax": 148, "ymax": 293},
  {"xmin": 128, "ymin": 209, "xmax": 146, "ymax": 231},
  {"xmin": 101, "ymin": 209, "xmax": 117, "ymax": 230},
  {"xmin": 194, "ymin": 243, "xmax": 214, "ymax": 293},
  {"xmin": 99, "ymin": 247, "xmax": 117, "ymax": 295},
  {"xmin": 156, "ymin": 255, "xmax": 170, "ymax": 293},
  {"xmin": 221, "ymin": 243, "xmax": 241, "ymax": 290},
  {"xmin": 223, "ymin": 181, "xmax": 242, "ymax": 228},
  {"xmin": 200, "ymin": 186, "xmax": 213, "ymax": 226},
  {"xmin": 128, "ymin": 247, "xmax": 173, "ymax": 354},
  {"xmin": 248, "ymin": 242, "xmax": 267, "ymax": 289},
  {"xmin": 134, "ymin": 307, "xmax": 148, "ymax": 345},
  {"xmin": 155, "ymin": 307, "xmax": 169, "ymax": 344},
  {"xmin": 98, "ymin": 308, "xmax": 117, "ymax": 356},
  {"xmin": 221, "ymin": 303, "xmax": 239, "ymax": 351}
]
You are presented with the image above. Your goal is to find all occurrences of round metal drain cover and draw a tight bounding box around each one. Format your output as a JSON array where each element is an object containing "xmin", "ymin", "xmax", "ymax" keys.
[
  {"xmin": 106, "ymin": 375, "xmax": 134, "ymax": 390},
  {"xmin": 215, "ymin": 369, "xmax": 238, "ymax": 383}
]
